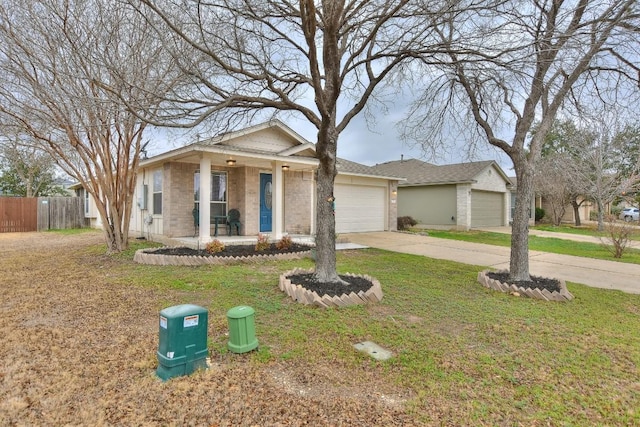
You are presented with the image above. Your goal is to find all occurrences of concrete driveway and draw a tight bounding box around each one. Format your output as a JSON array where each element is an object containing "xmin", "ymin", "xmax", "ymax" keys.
[{"xmin": 343, "ymin": 231, "xmax": 640, "ymax": 294}]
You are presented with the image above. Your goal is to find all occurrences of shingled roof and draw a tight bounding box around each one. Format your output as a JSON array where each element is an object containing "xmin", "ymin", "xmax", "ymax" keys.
[
  {"xmin": 336, "ymin": 157, "xmax": 404, "ymax": 179},
  {"xmin": 370, "ymin": 158, "xmax": 508, "ymax": 186}
]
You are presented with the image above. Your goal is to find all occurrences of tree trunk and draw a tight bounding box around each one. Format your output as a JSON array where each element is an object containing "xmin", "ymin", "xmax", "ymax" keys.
[
  {"xmin": 94, "ymin": 186, "xmax": 134, "ymax": 254},
  {"xmin": 25, "ymin": 175, "xmax": 33, "ymax": 198},
  {"xmin": 596, "ymin": 198, "xmax": 605, "ymax": 232},
  {"xmin": 313, "ymin": 122, "xmax": 344, "ymax": 284},
  {"xmin": 510, "ymin": 162, "xmax": 534, "ymax": 282},
  {"xmin": 571, "ymin": 200, "xmax": 581, "ymax": 226}
]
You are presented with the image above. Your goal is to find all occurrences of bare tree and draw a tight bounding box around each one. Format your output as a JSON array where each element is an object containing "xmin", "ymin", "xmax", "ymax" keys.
[
  {"xmin": 0, "ymin": 0, "xmax": 178, "ymax": 252},
  {"xmin": 535, "ymin": 154, "xmax": 572, "ymax": 226},
  {"xmin": 574, "ymin": 118, "xmax": 640, "ymax": 230},
  {"xmin": 539, "ymin": 119, "xmax": 590, "ymax": 226},
  {"xmin": 404, "ymin": 0, "xmax": 640, "ymax": 281},
  {"xmin": 128, "ymin": 0, "xmax": 450, "ymax": 282},
  {"xmin": 600, "ymin": 214, "xmax": 637, "ymax": 258}
]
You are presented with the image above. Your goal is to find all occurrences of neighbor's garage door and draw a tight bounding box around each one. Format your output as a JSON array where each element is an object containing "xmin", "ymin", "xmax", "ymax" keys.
[
  {"xmin": 471, "ymin": 190, "xmax": 504, "ymax": 227},
  {"xmin": 334, "ymin": 184, "xmax": 386, "ymax": 233}
]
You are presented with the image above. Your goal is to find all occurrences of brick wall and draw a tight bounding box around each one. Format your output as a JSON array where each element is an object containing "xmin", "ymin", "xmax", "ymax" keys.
[
  {"xmin": 455, "ymin": 184, "xmax": 472, "ymax": 230},
  {"xmin": 388, "ymin": 181, "xmax": 398, "ymax": 231},
  {"xmin": 164, "ymin": 162, "xmax": 198, "ymax": 237},
  {"xmin": 284, "ymin": 171, "xmax": 313, "ymax": 234},
  {"xmin": 243, "ymin": 168, "xmax": 260, "ymax": 235}
]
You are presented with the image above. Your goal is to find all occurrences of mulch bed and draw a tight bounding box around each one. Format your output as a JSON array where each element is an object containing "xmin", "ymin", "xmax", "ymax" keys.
[
  {"xmin": 286, "ymin": 273, "xmax": 374, "ymax": 298},
  {"xmin": 148, "ymin": 243, "xmax": 311, "ymax": 258},
  {"xmin": 486, "ymin": 271, "xmax": 561, "ymax": 293}
]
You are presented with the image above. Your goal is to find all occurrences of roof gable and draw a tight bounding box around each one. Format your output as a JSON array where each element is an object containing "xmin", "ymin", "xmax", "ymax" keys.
[{"xmin": 202, "ymin": 120, "xmax": 316, "ymax": 157}]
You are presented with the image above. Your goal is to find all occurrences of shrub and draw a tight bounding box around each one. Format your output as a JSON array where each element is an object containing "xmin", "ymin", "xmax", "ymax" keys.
[
  {"xmin": 600, "ymin": 214, "xmax": 637, "ymax": 258},
  {"xmin": 534, "ymin": 207, "xmax": 545, "ymax": 222},
  {"xmin": 276, "ymin": 235, "xmax": 293, "ymax": 250},
  {"xmin": 255, "ymin": 233, "xmax": 270, "ymax": 251},
  {"xmin": 205, "ymin": 239, "xmax": 225, "ymax": 254},
  {"xmin": 610, "ymin": 206, "xmax": 623, "ymax": 218},
  {"xmin": 397, "ymin": 216, "xmax": 417, "ymax": 230}
]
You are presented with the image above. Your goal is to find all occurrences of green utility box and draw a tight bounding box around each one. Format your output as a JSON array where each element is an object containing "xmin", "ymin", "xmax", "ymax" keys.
[
  {"xmin": 227, "ymin": 305, "xmax": 258, "ymax": 354},
  {"xmin": 156, "ymin": 304, "xmax": 208, "ymax": 381}
]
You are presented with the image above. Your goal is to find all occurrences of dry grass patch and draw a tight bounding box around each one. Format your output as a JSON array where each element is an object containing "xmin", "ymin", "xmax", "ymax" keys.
[{"xmin": 1, "ymin": 231, "xmax": 639, "ymax": 426}]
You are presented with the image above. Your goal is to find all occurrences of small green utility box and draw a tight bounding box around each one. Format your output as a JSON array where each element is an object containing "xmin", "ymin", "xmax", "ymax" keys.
[
  {"xmin": 227, "ymin": 305, "xmax": 259, "ymax": 354},
  {"xmin": 156, "ymin": 304, "xmax": 208, "ymax": 381}
]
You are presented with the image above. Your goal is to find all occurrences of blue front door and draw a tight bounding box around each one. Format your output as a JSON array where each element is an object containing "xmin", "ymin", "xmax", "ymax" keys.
[{"xmin": 259, "ymin": 173, "xmax": 272, "ymax": 232}]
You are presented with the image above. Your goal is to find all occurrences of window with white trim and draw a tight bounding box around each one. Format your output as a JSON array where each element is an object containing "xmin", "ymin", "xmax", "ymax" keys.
[
  {"xmin": 194, "ymin": 171, "xmax": 227, "ymax": 219},
  {"xmin": 153, "ymin": 170, "xmax": 163, "ymax": 214}
]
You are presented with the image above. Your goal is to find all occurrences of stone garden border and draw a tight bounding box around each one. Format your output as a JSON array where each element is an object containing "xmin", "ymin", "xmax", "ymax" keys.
[
  {"xmin": 133, "ymin": 247, "xmax": 312, "ymax": 266},
  {"xmin": 279, "ymin": 268, "xmax": 383, "ymax": 308},
  {"xmin": 477, "ymin": 269, "xmax": 574, "ymax": 301}
]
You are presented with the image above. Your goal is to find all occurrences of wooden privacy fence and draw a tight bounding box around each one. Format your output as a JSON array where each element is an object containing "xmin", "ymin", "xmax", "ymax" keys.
[
  {"xmin": 0, "ymin": 196, "xmax": 85, "ymax": 232},
  {"xmin": 0, "ymin": 197, "xmax": 37, "ymax": 232},
  {"xmin": 37, "ymin": 197, "xmax": 85, "ymax": 231}
]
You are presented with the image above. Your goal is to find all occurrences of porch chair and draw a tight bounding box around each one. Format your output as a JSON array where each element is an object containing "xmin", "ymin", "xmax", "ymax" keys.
[{"xmin": 227, "ymin": 209, "xmax": 242, "ymax": 236}]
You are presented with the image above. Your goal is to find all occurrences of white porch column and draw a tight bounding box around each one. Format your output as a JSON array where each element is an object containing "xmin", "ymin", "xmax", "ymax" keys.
[
  {"xmin": 199, "ymin": 157, "xmax": 212, "ymax": 243},
  {"xmin": 272, "ymin": 161, "xmax": 284, "ymax": 239}
]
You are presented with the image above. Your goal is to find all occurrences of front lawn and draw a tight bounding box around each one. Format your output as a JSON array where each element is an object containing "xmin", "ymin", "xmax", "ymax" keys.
[
  {"xmin": 118, "ymin": 240, "xmax": 640, "ymax": 424},
  {"xmin": 2, "ymin": 232, "xmax": 638, "ymax": 425},
  {"xmin": 423, "ymin": 229, "xmax": 640, "ymax": 264},
  {"xmin": 533, "ymin": 223, "xmax": 640, "ymax": 240}
]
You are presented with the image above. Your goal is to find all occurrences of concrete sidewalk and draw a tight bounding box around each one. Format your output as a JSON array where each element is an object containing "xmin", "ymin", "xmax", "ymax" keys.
[{"xmin": 343, "ymin": 231, "xmax": 640, "ymax": 295}]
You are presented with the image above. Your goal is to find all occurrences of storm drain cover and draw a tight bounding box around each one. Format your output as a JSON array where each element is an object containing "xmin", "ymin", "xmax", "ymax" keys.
[{"xmin": 353, "ymin": 341, "xmax": 393, "ymax": 361}]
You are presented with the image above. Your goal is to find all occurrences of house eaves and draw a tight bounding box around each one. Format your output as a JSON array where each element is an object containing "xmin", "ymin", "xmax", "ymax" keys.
[
  {"xmin": 139, "ymin": 143, "xmax": 320, "ymax": 169},
  {"xmin": 399, "ymin": 180, "xmax": 476, "ymax": 187},
  {"xmin": 277, "ymin": 142, "xmax": 316, "ymax": 156}
]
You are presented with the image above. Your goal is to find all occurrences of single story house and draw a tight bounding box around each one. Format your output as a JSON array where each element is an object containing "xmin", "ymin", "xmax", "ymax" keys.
[
  {"xmin": 371, "ymin": 158, "xmax": 512, "ymax": 230},
  {"xmin": 92, "ymin": 120, "xmax": 401, "ymax": 244}
]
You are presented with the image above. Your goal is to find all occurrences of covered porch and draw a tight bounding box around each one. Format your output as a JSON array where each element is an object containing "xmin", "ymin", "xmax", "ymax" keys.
[{"xmin": 132, "ymin": 122, "xmax": 320, "ymax": 245}]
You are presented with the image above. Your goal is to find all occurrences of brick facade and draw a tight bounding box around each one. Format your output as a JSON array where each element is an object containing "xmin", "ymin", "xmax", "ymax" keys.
[
  {"xmin": 163, "ymin": 162, "xmax": 198, "ymax": 237},
  {"xmin": 284, "ymin": 171, "xmax": 313, "ymax": 234},
  {"xmin": 161, "ymin": 163, "xmax": 313, "ymax": 237}
]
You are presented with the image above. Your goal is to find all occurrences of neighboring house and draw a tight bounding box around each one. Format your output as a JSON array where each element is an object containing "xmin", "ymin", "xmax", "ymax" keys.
[
  {"xmin": 53, "ymin": 177, "xmax": 77, "ymax": 196},
  {"xmin": 536, "ymin": 195, "xmax": 598, "ymax": 224},
  {"xmin": 127, "ymin": 120, "xmax": 400, "ymax": 243},
  {"xmin": 371, "ymin": 158, "xmax": 512, "ymax": 230},
  {"xmin": 70, "ymin": 184, "xmax": 103, "ymax": 229}
]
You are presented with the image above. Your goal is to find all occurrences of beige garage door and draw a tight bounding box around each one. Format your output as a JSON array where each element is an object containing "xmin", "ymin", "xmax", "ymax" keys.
[
  {"xmin": 471, "ymin": 190, "xmax": 504, "ymax": 227},
  {"xmin": 334, "ymin": 184, "xmax": 386, "ymax": 233}
]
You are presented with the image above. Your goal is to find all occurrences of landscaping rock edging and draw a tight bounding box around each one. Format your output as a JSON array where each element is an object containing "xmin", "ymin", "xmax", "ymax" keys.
[
  {"xmin": 279, "ymin": 268, "xmax": 383, "ymax": 308},
  {"xmin": 134, "ymin": 247, "xmax": 312, "ymax": 266},
  {"xmin": 477, "ymin": 270, "xmax": 574, "ymax": 301}
]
